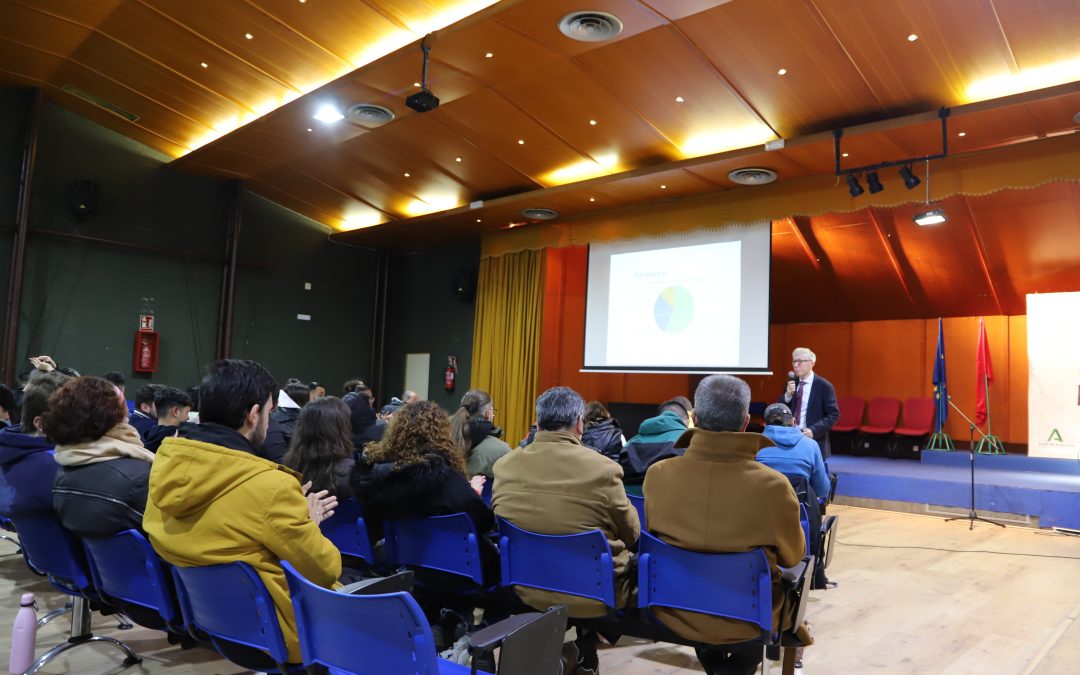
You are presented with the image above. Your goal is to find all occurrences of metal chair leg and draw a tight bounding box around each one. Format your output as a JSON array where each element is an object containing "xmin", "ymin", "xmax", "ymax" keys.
[
  {"xmin": 36, "ymin": 601, "xmax": 73, "ymax": 628},
  {"xmin": 26, "ymin": 597, "xmax": 141, "ymax": 673},
  {"xmin": 0, "ymin": 532, "xmax": 20, "ymax": 554}
]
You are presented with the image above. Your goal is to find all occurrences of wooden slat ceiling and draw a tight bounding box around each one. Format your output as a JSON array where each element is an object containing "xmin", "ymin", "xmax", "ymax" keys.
[{"xmin": 1, "ymin": 0, "xmax": 1079, "ymax": 245}]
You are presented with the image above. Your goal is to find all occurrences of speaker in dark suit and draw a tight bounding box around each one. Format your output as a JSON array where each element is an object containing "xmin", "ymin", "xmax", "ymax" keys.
[{"xmin": 779, "ymin": 348, "xmax": 840, "ymax": 458}]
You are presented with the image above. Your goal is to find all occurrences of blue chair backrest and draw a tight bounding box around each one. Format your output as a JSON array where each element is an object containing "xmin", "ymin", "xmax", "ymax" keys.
[
  {"xmin": 481, "ymin": 478, "xmax": 493, "ymax": 506},
  {"xmin": 383, "ymin": 513, "xmax": 484, "ymax": 586},
  {"xmin": 83, "ymin": 529, "xmax": 178, "ymax": 624},
  {"xmin": 627, "ymin": 494, "xmax": 646, "ymax": 529},
  {"xmin": 638, "ymin": 532, "xmax": 773, "ymax": 639},
  {"xmin": 282, "ymin": 561, "xmax": 442, "ymax": 674},
  {"xmin": 320, "ymin": 499, "xmax": 375, "ymax": 565},
  {"xmin": 799, "ymin": 503, "xmax": 811, "ymax": 554},
  {"xmin": 497, "ymin": 518, "xmax": 616, "ymax": 611},
  {"xmin": 8, "ymin": 513, "xmax": 91, "ymax": 595},
  {"xmin": 171, "ymin": 561, "xmax": 289, "ymax": 665}
]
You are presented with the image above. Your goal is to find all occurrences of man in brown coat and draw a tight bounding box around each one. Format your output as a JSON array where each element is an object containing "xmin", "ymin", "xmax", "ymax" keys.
[
  {"xmin": 644, "ymin": 374, "xmax": 805, "ymax": 675},
  {"xmin": 493, "ymin": 386, "xmax": 639, "ymax": 675}
]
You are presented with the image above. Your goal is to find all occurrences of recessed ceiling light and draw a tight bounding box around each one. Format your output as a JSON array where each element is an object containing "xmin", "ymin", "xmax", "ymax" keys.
[
  {"xmin": 588, "ymin": 197, "xmax": 596, "ymax": 202},
  {"xmin": 476, "ymin": 218, "xmax": 482, "ymax": 223},
  {"xmin": 958, "ymin": 131, "xmax": 966, "ymax": 137},
  {"xmin": 485, "ymin": 52, "xmax": 493, "ymax": 58},
  {"xmin": 413, "ymin": 82, "xmax": 421, "ymax": 87},
  {"xmin": 299, "ymin": 0, "xmax": 306, "ymax": 3},
  {"xmin": 660, "ymin": 184, "xmax": 667, "ymax": 189},
  {"xmin": 200, "ymin": 62, "xmax": 208, "ymax": 68},
  {"xmin": 313, "ymin": 104, "xmax": 344, "ymax": 123},
  {"xmin": 842, "ymin": 152, "xmax": 849, "ymax": 157},
  {"xmin": 777, "ymin": 68, "xmax": 787, "ymax": 75},
  {"xmin": 306, "ymin": 127, "xmax": 312, "ymax": 132},
  {"xmin": 907, "ymin": 34, "xmax": 919, "ymax": 42},
  {"xmin": 675, "ymin": 96, "xmax": 685, "ymax": 103},
  {"xmin": 455, "ymin": 156, "xmax": 462, "ymax": 162},
  {"xmin": 245, "ymin": 33, "xmax": 254, "ymax": 40},
  {"xmin": 403, "ymin": 172, "xmax": 410, "ymax": 177},
  {"xmin": 517, "ymin": 139, "xmax": 525, "ymax": 145},
  {"xmin": 589, "ymin": 119, "xmax": 597, "ymax": 126}
]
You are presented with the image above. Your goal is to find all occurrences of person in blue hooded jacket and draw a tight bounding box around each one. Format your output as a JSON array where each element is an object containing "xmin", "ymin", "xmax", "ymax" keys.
[
  {"xmin": 620, "ymin": 396, "xmax": 693, "ymax": 484},
  {"xmin": 758, "ymin": 402, "xmax": 830, "ymax": 499},
  {"xmin": 0, "ymin": 371, "xmax": 69, "ymax": 518}
]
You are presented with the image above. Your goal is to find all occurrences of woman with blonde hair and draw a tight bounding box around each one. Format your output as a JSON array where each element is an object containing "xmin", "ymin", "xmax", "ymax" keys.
[{"xmin": 449, "ymin": 389, "xmax": 510, "ymax": 479}]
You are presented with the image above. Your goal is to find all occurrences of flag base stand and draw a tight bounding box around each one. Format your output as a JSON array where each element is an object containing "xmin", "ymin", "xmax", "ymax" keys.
[
  {"xmin": 975, "ymin": 434, "xmax": 1005, "ymax": 454},
  {"xmin": 927, "ymin": 432, "xmax": 955, "ymax": 451}
]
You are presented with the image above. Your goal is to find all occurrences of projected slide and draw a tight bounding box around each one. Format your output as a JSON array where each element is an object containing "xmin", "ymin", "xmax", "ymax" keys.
[{"xmin": 605, "ymin": 241, "xmax": 740, "ymax": 367}]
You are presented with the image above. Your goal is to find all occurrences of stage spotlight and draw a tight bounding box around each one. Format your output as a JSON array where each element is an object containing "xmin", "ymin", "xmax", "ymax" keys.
[
  {"xmin": 846, "ymin": 174, "xmax": 864, "ymax": 197},
  {"xmin": 914, "ymin": 207, "xmax": 947, "ymax": 226},
  {"xmin": 866, "ymin": 170, "xmax": 884, "ymax": 194},
  {"xmin": 899, "ymin": 165, "xmax": 921, "ymax": 189}
]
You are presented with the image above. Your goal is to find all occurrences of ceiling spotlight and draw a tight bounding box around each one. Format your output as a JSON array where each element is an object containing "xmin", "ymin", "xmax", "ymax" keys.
[
  {"xmin": 907, "ymin": 34, "xmax": 919, "ymax": 42},
  {"xmin": 660, "ymin": 184, "xmax": 667, "ymax": 189},
  {"xmin": 405, "ymin": 38, "xmax": 439, "ymax": 113},
  {"xmin": 588, "ymin": 197, "xmax": 596, "ymax": 202},
  {"xmin": 914, "ymin": 207, "xmax": 947, "ymax": 226},
  {"xmin": 517, "ymin": 139, "xmax": 525, "ymax": 145},
  {"xmin": 455, "ymin": 156, "xmax": 462, "ymax": 162},
  {"xmin": 485, "ymin": 52, "xmax": 493, "ymax": 58},
  {"xmin": 674, "ymin": 96, "xmax": 685, "ymax": 103},
  {"xmin": 245, "ymin": 33, "xmax": 254, "ymax": 40},
  {"xmin": 200, "ymin": 62, "xmax": 208, "ymax": 68},
  {"xmin": 958, "ymin": 131, "xmax": 966, "ymax": 137},
  {"xmin": 846, "ymin": 174, "xmax": 864, "ymax": 197},
  {"xmin": 842, "ymin": 152, "xmax": 849, "ymax": 158},
  {"xmin": 589, "ymin": 119, "xmax": 597, "ymax": 126},
  {"xmin": 866, "ymin": 170, "xmax": 884, "ymax": 194},
  {"xmin": 313, "ymin": 103, "xmax": 344, "ymax": 123},
  {"xmin": 777, "ymin": 68, "xmax": 787, "ymax": 75},
  {"xmin": 899, "ymin": 165, "xmax": 921, "ymax": 189}
]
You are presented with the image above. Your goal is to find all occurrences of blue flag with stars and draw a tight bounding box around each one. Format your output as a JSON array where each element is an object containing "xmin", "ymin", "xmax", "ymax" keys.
[{"xmin": 932, "ymin": 317, "xmax": 948, "ymax": 432}]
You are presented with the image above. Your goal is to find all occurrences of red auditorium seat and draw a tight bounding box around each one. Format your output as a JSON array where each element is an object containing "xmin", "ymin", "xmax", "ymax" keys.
[
  {"xmin": 857, "ymin": 397, "xmax": 901, "ymax": 457},
  {"xmin": 832, "ymin": 397, "xmax": 866, "ymax": 433},
  {"xmin": 891, "ymin": 397, "xmax": 935, "ymax": 459}
]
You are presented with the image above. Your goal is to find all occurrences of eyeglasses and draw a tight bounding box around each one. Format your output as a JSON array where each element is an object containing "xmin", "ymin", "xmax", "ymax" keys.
[{"xmin": 792, "ymin": 359, "xmax": 812, "ymax": 365}]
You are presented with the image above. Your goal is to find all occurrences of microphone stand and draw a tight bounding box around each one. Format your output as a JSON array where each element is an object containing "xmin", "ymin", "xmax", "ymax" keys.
[{"xmin": 943, "ymin": 396, "xmax": 1005, "ymax": 530}]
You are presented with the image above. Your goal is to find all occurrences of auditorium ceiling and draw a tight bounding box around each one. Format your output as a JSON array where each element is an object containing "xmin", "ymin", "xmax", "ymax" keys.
[{"xmin": 1, "ymin": 0, "xmax": 1079, "ymax": 251}]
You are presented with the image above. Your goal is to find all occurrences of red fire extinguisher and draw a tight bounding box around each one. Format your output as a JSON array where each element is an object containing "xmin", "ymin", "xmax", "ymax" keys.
[{"xmin": 444, "ymin": 356, "xmax": 457, "ymax": 393}]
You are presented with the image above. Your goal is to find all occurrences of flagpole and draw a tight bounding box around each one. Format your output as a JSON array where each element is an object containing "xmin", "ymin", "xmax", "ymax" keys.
[
  {"xmin": 928, "ymin": 317, "xmax": 954, "ymax": 451},
  {"xmin": 975, "ymin": 371, "xmax": 1005, "ymax": 454}
]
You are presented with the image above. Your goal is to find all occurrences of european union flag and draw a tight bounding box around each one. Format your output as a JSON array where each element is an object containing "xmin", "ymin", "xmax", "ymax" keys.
[{"xmin": 932, "ymin": 317, "xmax": 948, "ymax": 432}]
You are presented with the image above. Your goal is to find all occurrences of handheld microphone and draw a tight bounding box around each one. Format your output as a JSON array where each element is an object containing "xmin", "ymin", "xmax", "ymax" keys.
[{"xmin": 788, "ymin": 370, "xmax": 797, "ymax": 383}]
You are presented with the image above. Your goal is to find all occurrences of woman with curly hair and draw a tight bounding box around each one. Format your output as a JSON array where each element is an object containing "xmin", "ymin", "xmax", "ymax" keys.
[
  {"xmin": 283, "ymin": 396, "xmax": 355, "ymax": 498},
  {"xmin": 47, "ymin": 376, "xmax": 155, "ymax": 538},
  {"xmin": 349, "ymin": 400, "xmax": 491, "ymax": 540}
]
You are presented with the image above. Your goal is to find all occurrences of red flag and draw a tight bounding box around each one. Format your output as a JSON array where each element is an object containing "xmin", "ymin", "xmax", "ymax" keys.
[{"xmin": 975, "ymin": 317, "xmax": 993, "ymax": 425}]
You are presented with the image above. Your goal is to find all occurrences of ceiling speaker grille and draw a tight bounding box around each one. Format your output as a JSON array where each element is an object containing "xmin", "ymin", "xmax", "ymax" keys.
[
  {"xmin": 558, "ymin": 11, "xmax": 624, "ymax": 42},
  {"xmin": 727, "ymin": 167, "xmax": 778, "ymax": 185},
  {"xmin": 346, "ymin": 103, "xmax": 395, "ymax": 127},
  {"xmin": 521, "ymin": 207, "xmax": 560, "ymax": 220}
]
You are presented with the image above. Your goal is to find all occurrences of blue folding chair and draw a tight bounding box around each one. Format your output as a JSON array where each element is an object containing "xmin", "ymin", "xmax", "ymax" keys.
[
  {"xmin": 320, "ymin": 498, "xmax": 376, "ymax": 566},
  {"xmin": 0, "ymin": 514, "xmax": 20, "ymax": 553},
  {"xmin": 799, "ymin": 503, "xmax": 811, "ymax": 556},
  {"xmin": 384, "ymin": 513, "xmax": 489, "ymax": 588},
  {"xmin": 8, "ymin": 513, "xmax": 141, "ymax": 673},
  {"xmin": 282, "ymin": 561, "xmax": 568, "ymax": 675},
  {"xmin": 627, "ymin": 493, "xmax": 646, "ymax": 530},
  {"xmin": 83, "ymin": 528, "xmax": 184, "ymax": 633},
  {"xmin": 171, "ymin": 561, "xmax": 295, "ymax": 673},
  {"xmin": 481, "ymin": 478, "xmax": 493, "ymax": 506},
  {"xmin": 497, "ymin": 518, "xmax": 617, "ymax": 615}
]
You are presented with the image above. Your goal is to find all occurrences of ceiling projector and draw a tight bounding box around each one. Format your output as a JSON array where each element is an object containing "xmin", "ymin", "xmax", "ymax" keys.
[{"xmin": 406, "ymin": 89, "xmax": 440, "ymax": 113}]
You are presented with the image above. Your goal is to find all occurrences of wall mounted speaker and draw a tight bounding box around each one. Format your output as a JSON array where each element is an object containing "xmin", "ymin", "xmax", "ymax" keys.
[
  {"xmin": 452, "ymin": 267, "xmax": 476, "ymax": 301},
  {"xmin": 70, "ymin": 180, "xmax": 98, "ymax": 218}
]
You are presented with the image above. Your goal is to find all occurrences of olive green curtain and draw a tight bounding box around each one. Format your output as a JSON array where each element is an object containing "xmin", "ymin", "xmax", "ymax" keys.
[{"xmin": 470, "ymin": 249, "xmax": 544, "ymax": 446}]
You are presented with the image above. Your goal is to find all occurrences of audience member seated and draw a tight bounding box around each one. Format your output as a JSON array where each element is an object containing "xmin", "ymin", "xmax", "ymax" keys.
[
  {"xmin": 284, "ymin": 396, "xmax": 355, "ymax": 499},
  {"xmin": 49, "ymin": 377, "xmax": 155, "ymax": 538},
  {"xmin": 380, "ymin": 390, "xmax": 419, "ymax": 417},
  {"xmin": 581, "ymin": 401, "xmax": 625, "ymax": 462},
  {"xmin": 759, "ymin": 403, "xmax": 831, "ymax": 501},
  {"xmin": 143, "ymin": 359, "xmax": 340, "ymax": 667},
  {"xmin": 128, "ymin": 383, "xmax": 162, "ymax": 436},
  {"xmin": 308, "ymin": 380, "xmax": 326, "ymax": 400},
  {"xmin": 266, "ymin": 378, "xmax": 310, "ymax": 454},
  {"xmin": 644, "ymin": 375, "xmax": 806, "ymax": 675},
  {"xmin": 620, "ymin": 396, "xmax": 693, "ymax": 482},
  {"xmin": 102, "ymin": 371, "xmax": 132, "ymax": 413},
  {"xmin": 451, "ymin": 389, "xmax": 511, "ymax": 479},
  {"xmin": 0, "ymin": 383, "xmax": 15, "ymax": 429},
  {"xmin": 493, "ymin": 386, "xmax": 640, "ymax": 675},
  {"xmin": 349, "ymin": 400, "xmax": 493, "ymax": 561},
  {"xmin": 0, "ymin": 371, "xmax": 69, "ymax": 518},
  {"xmin": 142, "ymin": 386, "xmax": 193, "ymax": 453},
  {"xmin": 344, "ymin": 383, "xmax": 385, "ymax": 449}
]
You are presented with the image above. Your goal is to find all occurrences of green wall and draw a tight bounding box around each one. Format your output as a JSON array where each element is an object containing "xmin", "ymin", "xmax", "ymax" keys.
[
  {"xmin": 381, "ymin": 242, "xmax": 478, "ymax": 411},
  {"xmin": 0, "ymin": 86, "xmax": 377, "ymax": 389}
]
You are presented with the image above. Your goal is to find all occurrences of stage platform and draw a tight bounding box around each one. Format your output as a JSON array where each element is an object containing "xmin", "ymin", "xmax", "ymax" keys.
[{"xmin": 829, "ymin": 450, "xmax": 1080, "ymax": 530}]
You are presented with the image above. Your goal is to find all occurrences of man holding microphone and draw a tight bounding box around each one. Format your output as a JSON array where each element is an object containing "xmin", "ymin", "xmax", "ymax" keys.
[{"xmin": 780, "ymin": 347, "xmax": 840, "ymax": 458}]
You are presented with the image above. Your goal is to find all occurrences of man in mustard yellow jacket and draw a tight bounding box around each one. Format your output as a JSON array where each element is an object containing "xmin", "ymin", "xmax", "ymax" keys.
[
  {"xmin": 645, "ymin": 374, "xmax": 806, "ymax": 675},
  {"xmin": 143, "ymin": 360, "xmax": 341, "ymax": 666}
]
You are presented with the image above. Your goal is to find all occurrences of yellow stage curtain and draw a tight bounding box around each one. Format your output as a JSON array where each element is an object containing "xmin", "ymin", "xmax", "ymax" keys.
[{"xmin": 470, "ymin": 249, "xmax": 544, "ymax": 446}]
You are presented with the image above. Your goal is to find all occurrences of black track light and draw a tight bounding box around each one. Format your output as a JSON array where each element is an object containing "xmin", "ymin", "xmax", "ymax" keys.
[
  {"xmin": 866, "ymin": 171, "xmax": 884, "ymax": 194},
  {"xmin": 846, "ymin": 174, "xmax": 864, "ymax": 197},
  {"xmin": 899, "ymin": 164, "xmax": 921, "ymax": 189}
]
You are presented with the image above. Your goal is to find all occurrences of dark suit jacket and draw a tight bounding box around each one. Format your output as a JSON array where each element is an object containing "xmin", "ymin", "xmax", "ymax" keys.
[{"xmin": 779, "ymin": 373, "xmax": 840, "ymax": 457}]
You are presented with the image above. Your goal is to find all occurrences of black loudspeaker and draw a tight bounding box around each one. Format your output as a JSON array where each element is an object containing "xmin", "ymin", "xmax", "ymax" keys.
[
  {"xmin": 452, "ymin": 267, "xmax": 476, "ymax": 301},
  {"xmin": 70, "ymin": 180, "xmax": 98, "ymax": 218}
]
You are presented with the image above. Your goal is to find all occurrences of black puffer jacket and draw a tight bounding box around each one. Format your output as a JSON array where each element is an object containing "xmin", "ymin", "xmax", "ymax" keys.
[
  {"xmin": 582, "ymin": 418, "xmax": 624, "ymax": 462},
  {"xmin": 53, "ymin": 458, "xmax": 150, "ymax": 538}
]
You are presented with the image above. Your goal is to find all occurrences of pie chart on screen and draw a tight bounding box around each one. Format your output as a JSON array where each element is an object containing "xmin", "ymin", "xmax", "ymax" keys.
[{"xmin": 653, "ymin": 286, "xmax": 695, "ymax": 333}]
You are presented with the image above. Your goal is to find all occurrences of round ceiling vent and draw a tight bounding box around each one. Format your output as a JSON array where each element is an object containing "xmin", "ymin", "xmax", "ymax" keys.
[
  {"xmin": 346, "ymin": 103, "xmax": 395, "ymax": 127},
  {"xmin": 727, "ymin": 167, "xmax": 778, "ymax": 186},
  {"xmin": 558, "ymin": 11, "xmax": 624, "ymax": 42},
  {"xmin": 521, "ymin": 207, "xmax": 560, "ymax": 220}
]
